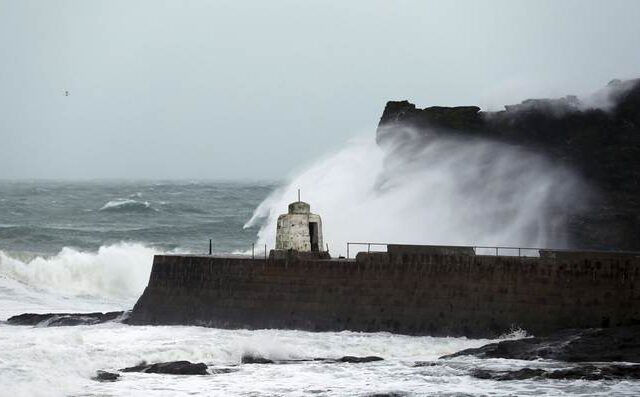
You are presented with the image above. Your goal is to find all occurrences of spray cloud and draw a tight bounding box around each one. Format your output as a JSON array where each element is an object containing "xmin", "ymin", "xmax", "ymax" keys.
[{"xmin": 246, "ymin": 127, "xmax": 587, "ymax": 256}]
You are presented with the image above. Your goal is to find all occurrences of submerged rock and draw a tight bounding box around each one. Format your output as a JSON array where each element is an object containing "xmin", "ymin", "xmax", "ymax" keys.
[
  {"xmin": 441, "ymin": 325, "xmax": 640, "ymax": 362},
  {"xmin": 471, "ymin": 364, "xmax": 640, "ymax": 381},
  {"xmin": 239, "ymin": 354, "xmax": 384, "ymax": 365},
  {"xmin": 93, "ymin": 370, "xmax": 120, "ymax": 382},
  {"xmin": 209, "ymin": 367, "xmax": 239, "ymax": 374},
  {"xmin": 120, "ymin": 361, "xmax": 208, "ymax": 375},
  {"xmin": 7, "ymin": 311, "xmax": 127, "ymax": 326},
  {"xmin": 412, "ymin": 361, "xmax": 438, "ymax": 367},
  {"xmin": 241, "ymin": 354, "xmax": 275, "ymax": 364},
  {"xmin": 337, "ymin": 356, "xmax": 384, "ymax": 363}
]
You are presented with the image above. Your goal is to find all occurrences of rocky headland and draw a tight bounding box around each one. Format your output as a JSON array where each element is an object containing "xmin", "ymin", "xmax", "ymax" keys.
[{"xmin": 377, "ymin": 79, "xmax": 640, "ymax": 250}]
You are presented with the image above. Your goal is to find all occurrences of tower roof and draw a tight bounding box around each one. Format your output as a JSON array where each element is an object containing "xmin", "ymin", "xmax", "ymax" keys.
[{"xmin": 288, "ymin": 201, "xmax": 310, "ymax": 214}]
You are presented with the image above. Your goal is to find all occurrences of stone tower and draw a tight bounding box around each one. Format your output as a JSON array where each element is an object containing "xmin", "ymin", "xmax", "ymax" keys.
[{"xmin": 275, "ymin": 200, "xmax": 323, "ymax": 252}]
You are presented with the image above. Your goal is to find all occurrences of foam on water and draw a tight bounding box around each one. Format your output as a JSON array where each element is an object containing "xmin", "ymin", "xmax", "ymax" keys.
[
  {"xmin": 99, "ymin": 199, "xmax": 156, "ymax": 212},
  {"xmin": 0, "ymin": 243, "xmax": 157, "ymax": 319},
  {"xmin": 1, "ymin": 240, "xmax": 633, "ymax": 396},
  {"xmin": 1, "ymin": 322, "xmax": 637, "ymax": 397}
]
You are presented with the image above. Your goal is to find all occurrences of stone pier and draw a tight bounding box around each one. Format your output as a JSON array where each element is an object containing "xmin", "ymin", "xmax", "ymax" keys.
[{"xmin": 128, "ymin": 245, "xmax": 640, "ymax": 337}]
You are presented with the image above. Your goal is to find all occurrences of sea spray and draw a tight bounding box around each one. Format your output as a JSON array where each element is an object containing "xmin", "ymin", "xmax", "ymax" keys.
[
  {"xmin": 2, "ymin": 323, "xmax": 634, "ymax": 397},
  {"xmin": 98, "ymin": 199, "xmax": 156, "ymax": 212},
  {"xmin": 246, "ymin": 131, "xmax": 588, "ymax": 255},
  {"xmin": 0, "ymin": 243, "xmax": 158, "ymax": 301}
]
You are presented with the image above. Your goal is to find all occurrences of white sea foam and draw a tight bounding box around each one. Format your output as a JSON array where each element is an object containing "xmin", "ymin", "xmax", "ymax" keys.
[
  {"xmin": 1, "ymin": 323, "xmax": 636, "ymax": 397},
  {"xmin": 99, "ymin": 199, "xmax": 154, "ymax": 212},
  {"xmin": 0, "ymin": 243, "xmax": 157, "ymax": 318},
  {"xmin": 246, "ymin": 131, "xmax": 587, "ymax": 256}
]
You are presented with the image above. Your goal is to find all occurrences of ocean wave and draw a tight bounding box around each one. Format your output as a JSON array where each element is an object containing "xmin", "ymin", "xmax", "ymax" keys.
[
  {"xmin": 98, "ymin": 199, "xmax": 156, "ymax": 213},
  {"xmin": 0, "ymin": 243, "xmax": 157, "ymax": 301},
  {"xmin": 247, "ymin": 132, "xmax": 587, "ymax": 255}
]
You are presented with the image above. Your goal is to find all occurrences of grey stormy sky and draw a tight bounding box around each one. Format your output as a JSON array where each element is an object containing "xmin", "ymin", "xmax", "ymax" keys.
[{"xmin": 1, "ymin": 0, "xmax": 639, "ymax": 180}]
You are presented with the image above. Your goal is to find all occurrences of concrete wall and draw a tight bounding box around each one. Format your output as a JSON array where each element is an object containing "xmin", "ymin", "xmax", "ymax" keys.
[{"xmin": 129, "ymin": 249, "xmax": 640, "ymax": 337}]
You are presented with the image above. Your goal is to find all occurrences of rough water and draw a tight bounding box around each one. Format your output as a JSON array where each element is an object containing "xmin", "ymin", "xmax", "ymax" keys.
[{"xmin": 1, "ymin": 180, "xmax": 638, "ymax": 396}]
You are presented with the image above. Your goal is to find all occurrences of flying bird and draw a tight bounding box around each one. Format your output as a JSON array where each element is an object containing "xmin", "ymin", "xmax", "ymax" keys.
[{"xmin": 65, "ymin": 90, "xmax": 69, "ymax": 96}]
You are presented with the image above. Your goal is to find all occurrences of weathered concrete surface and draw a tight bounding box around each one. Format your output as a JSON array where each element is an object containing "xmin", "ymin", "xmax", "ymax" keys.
[
  {"xmin": 276, "ymin": 201, "xmax": 324, "ymax": 252},
  {"xmin": 128, "ymin": 247, "xmax": 640, "ymax": 338}
]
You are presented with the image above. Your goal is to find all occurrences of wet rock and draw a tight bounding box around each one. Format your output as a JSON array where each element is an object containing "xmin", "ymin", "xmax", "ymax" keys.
[
  {"xmin": 472, "ymin": 368, "xmax": 545, "ymax": 380},
  {"xmin": 120, "ymin": 360, "xmax": 208, "ymax": 375},
  {"xmin": 413, "ymin": 361, "xmax": 438, "ymax": 367},
  {"xmin": 377, "ymin": 78, "xmax": 640, "ymax": 250},
  {"xmin": 209, "ymin": 367, "xmax": 239, "ymax": 374},
  {"xmin": 241, "ymin": 354, "xmax": 274, "ymax": 364},
  {"xmin": 337, "ymin": 356, "xmax": 384, "ymax": 363},
  {"xmin": 7, "ymin": 311, "xmax": 127, "ymax": 327},
  {"xmin": 442, "ymin": 325, "xmax": 640, "ymax": 362},
  {"xmin": 471, "ymin": 364, "xmax": 640, "ymax": 381},
  {"xmin": 93, "ymin": 370, "xmax": 120, "ymax": 382},
  {"xmin": 238, "ymin": 354, "xmax": 384, "ymax": 365}
]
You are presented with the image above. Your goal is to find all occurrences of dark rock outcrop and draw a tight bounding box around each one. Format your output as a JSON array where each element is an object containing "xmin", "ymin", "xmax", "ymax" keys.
[
  {"xmin": 93, "ymin": 370, "xmax": 120, "ymax": 382},
  {"xmin": 239, "ymin": 354, "xmax": 384, "ymax": 365},
  {"xmin": 240, "ymin": 354, "xmax": 275, "ymax": 364},
  {"xmin": 442, "ymin": 325, "xmax": 640, "ymax": 362},
  {"xmin": 378, "ymin": 79, "xmax": 640, "ymax": 250},
  {"xmin": 413, "ymin": 361, "xmax": 438, "ymax": 367},
  {"xmin": 120, "ymin": 361, "xmax": 208, "ymax": 375},
  {"xmin": 337, "ymin": 356, "xmax": 384, "ymax": 363},
  {"xmin": 471, "ymin": 364, "xmax": 640, "ymax": 381},
  {"xmin": 7, "ymin": 311, "xmax": 127, "ymax": 326}
]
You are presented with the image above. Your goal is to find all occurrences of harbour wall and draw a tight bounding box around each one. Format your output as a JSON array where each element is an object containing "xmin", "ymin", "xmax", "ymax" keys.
[{"xmin": 128, "ymin": 245, "xmax": 640, "ymax": 337}]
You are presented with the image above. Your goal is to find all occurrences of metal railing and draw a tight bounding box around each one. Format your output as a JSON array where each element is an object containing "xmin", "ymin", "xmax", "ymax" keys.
[
  {"xmin": 346, "ymin": 242, "xmax": 550, "ymax": 259},
  {"xmin": 207, "ymin": 240, "xmax": 640, "ymax": 261},
  {"xmin": 207, "ymin": 239, "xmax": 269, "ymax": 260},
  {"xmin": 346, "ymin": 242, "xmax": 389, "ymax": 259},
  {"xmin": 346, "ymin": 241, "xmax": 640, "ymax": 259},
  {"xmin": 472, "ymin": 246, "xmax": 541, "ymax": 257}
]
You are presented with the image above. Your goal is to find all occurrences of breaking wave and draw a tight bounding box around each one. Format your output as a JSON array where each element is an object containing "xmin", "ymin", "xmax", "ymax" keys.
[
  {"xmin": 0, "ymin": 243, "xmax": 157, "ymax": 301},
  {"xmin": 246, "ymin": 131, "xmax": 588, "ymax": 256},
  {"xmin": 99, "ymin": 199, "xmax": 155, "ymax": 213}
]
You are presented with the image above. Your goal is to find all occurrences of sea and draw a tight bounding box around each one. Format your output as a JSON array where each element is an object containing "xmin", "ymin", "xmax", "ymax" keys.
[{"xmin": 1, "ymin": 179, "xmax": 639, "ymax": 396}]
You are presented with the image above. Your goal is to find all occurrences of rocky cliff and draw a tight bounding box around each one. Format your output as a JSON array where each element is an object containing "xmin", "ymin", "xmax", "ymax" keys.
[{"xmin": 377, "ymin": 79, "xmax": 640, "ymax": 250}]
